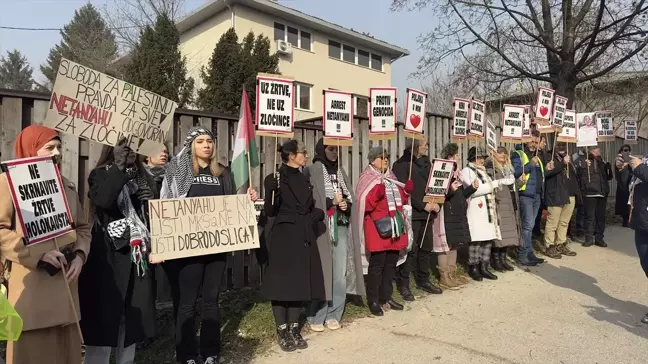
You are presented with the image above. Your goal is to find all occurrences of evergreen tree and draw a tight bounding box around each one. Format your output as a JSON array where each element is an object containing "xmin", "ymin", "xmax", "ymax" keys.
[
  {"xmin": 124, "ymin": 13, "xmax": 194, "ymax": 108},
  {"xmin": 0, "ymin": 50, "xmax": 34, "ymax": 91},
  {"xmin": 40, "ymin": 4, "xmax": 117, "ymax": 87},
  {"xmin": 198, "ymin": 29, "xmax": 280, "ymax": 114}
]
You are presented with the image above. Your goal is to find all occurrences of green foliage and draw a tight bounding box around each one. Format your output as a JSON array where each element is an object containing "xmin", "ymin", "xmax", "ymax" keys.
[
  {"xmin": 197, "ymin": 29, "xmax": 280, "ymax": 114},
  {"xmin": 124, "ymin": 13, "xmax": 194, "ymax": 108},
  {"xmin": 0, "ymin": 50, "xmax": 34, "ymax": 91}
]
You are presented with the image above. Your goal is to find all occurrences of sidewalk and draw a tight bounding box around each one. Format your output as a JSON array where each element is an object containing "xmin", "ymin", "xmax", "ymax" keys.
[{"xmin": 252, "ymin": 225, "xmax": 648, "ymax": 364}]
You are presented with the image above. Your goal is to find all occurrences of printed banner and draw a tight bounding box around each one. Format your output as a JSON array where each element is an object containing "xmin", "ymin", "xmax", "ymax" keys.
[
  {"xmin": 535, "ymin": 87, "xmax": 554, "ymax": 124},
  {"xmin": 452, "ymin": 97, "xmax": 470, "ymax": 139},
  {"xmin": 522, "ymin": 105, "xmax": 533, "ymax": 141},
  {"xmin": 596, "ymin": 111, "xmax": 615, "ymax": 141},
  {"xmin": 501, "ymin": 105, "xmax": 524, "ymax": 141},
  {"xmin": 0, "ymin": 156, "xmax": 74, "ymax": 246},
  {"xmin": 552, "ymin": 96, "xmax": 568, "ymax": 127},
  {"xmin": 469, "ymin": 99, "xmax": 485, "ymax": 138},
  {"xmin": 148, "ymin": 194, "xmax": 260, "ymax": 261},
  {"xmin": 323, "ymin": 90, "xmax": 354, "ymax": 139},
  {"xmin": 576, "ymin": 112, "xmax": 598, "ymax": 147},
  {"xmin": 44, "ymin": 58, "xmax": 177, "ymax": 158},
  {"xmin": 624, "ymin": 120, "xmax": 638, "ymax": 143},
  {"xmin": 486, "ymin": 117, "xmax": 497, "ymax": 153},
  {"xmin": 256, "ymin": 75, "xmax": 294, "ymax": 134},
  {"xmin": 369, "ymin": 88, "xmax": 397, "ymax": 135},
  {"xmin": 424, "ymin": 159, "xmax": 455, "ymax": 203},
  {"xmin": 557, "ymin": 109, "xmax": 577, "ymax": 142},
  {"xmin": 404, "ymin": 88, "xmax": 427, "ymax": 134}
]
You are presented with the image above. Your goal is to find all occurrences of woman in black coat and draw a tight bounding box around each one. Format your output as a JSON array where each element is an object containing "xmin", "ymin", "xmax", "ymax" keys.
[
  {"xmin": 262, "ymin": 139, "xmax": 325, "ymax": 353},
  {"xmin": 79, "ymin": 142, "xmax": 156, "ymax": 363},
  {"xmin": 615, "ymin": 145, "xmax": 632, "ymax": 227}
]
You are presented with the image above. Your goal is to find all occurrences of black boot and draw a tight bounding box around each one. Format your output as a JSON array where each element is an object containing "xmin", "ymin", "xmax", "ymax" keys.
[
  {"xmin": 289, "ymin": 323, "xmax": 308, "ymax": 349},
  {"xmin": 582, "ymin": 236, "xmax": 594, "ymax": 247},
  {"xmin": 276, "ymin": 324, "xmax": 297, "ymax": 352},
  {"xmin": 500, "ymin": 249, "xmax": 514, "ymax": 271},
  {"xmin": 479, "ymin": 262, "xmax": 498, "ymax": 280},
  {"xmin": 468, "ymin": 264, "xmax": 483, "ymax": 281},
  {"xmin": 368, "ymin": 301, "xmax": 384, "ymax": 316},
  {"xmin": 491, "ymin": 249, "xmax": 505, "ymax": 272}
]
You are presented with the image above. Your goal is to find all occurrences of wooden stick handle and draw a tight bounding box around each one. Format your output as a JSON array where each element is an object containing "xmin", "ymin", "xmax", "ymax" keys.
[
  {"xmin": 408, "ymin": 139, "xmax": 415, "ymax": 179},
  {"xmin": 53, "ymin": 239, "xmax": 84, "ymax": 345},
  {"xmin": 271, "ymin": 136, "xmax": 278, "ymax": 205}
]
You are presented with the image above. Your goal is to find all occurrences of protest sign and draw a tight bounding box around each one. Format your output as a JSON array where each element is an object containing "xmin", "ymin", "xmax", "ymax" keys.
[
  {"xmin": 369, "ymin": 88, "xmax": 397, "ymax": 139},
  {"xmin": 624, "ymin": 120, "xmax": 638, "ymax": 144},
  {"xmin": 534, "ymin": 87, "xmax": 554, "ymax": 125},
  {"xmin": 43, "ymin": 58, "xmax": 176, "ymax": 158},
  {"xmin": 469, "ymin": 99, "xmax": 485, "ymax": 139},
  {"xmin": 486, "ymin": 117, "xmax": 497, "ymax": 153},
  {"xmin": 576, "ymin": 112, "xmax": 598, "ymax": 147},
  {"xmin": 323, "ymin": 90, "xmax": 354, "ymax": 146},
  {"xmin": 254, "ymin": 200, "xmax": 264, "ymax": 221},
  {"xmin": 148, "ymin": 194, "xmax": 260, "ymax": 261},
  {"xmin": 557, "ymin": 109, "xmax": 577, "ymax": 142},
  {"xmin": 501, "ymin": 105, "xmax": 524, "ymax": 142},
  {"xmin": 522, "ymin": 105, "xmax": 534, "ymax": 141},
  {"xmin": 404, "ymin": 88, "xmax": 427, "ymax": 138},
  {"xmin": 424, "ymin": 159, "xmax": 455, "ymax": 203},
  {"xmin": 0, "ymin": 156, "xmax": 74, "ymax": 246},
  {"xmin": 596, "ymin": 111, "xmax": 615, "ymax": 141},
  {"xmin": 256, "ymin": 75, "xmax": 294, "ymax": 136},
  {"xmin": 452, "ymin": 97, "xmax": 470, "ymax": 140},
  {"xmin": 552, "ymin": 96, "xmax": 568, "ymax": 127}
]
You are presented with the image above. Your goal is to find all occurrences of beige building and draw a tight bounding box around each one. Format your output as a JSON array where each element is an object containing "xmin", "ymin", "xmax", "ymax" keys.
[{"xmin": 177, "ymin": 0, "xmax": 409, "ymax": 120}]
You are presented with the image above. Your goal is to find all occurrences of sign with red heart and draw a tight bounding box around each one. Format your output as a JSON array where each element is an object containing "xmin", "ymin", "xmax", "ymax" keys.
[
  {"xmin": 534, "ymin": 87, "xmax": 555, "ymax": 123},
  {"xmin": 404, "ymin": 88, "xmax": 427, "ymax": 134}
]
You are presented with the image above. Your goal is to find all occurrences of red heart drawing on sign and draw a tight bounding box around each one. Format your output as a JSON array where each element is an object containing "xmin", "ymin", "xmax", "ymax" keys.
[
  {"xmin": 410, "ymin": 114, "xmax": 421, "ymax": 128},
  {"xmin": 539, "ymin": 106, "xmax": 549, "ymax": 117},
  {"xmin": 478, "ymin": 201, "xmax": 484, "ymax": 208}
]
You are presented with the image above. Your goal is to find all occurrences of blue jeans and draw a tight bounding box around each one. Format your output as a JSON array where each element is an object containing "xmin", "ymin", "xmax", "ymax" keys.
[
  {"xmin": 518, "ymin": 194, "xmax": 542, "ymax": 261},
  {"xmin": 308, "ymin": 226, "xmax": 348, "ymax": 325},
  {"xmin": 636, "ymin": 230, "xmax": 648, "ymax": 279}
]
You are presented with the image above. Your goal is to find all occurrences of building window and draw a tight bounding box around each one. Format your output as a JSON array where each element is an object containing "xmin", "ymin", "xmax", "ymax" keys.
[
  {"xmin": 328, "ymin": 40, "xmax": 341, "ymax": 58},
  {"xmin": 358, "ymin": 49, "xmax": 370, "ymax": 67},
  {"xmin": 294, "ymin": 83, "xmax": 311, "ymax": 110},
  {"xmin": 274, "ymin": 22, "xmax": 311, "ymax": 51},
  {"xmin": 371, "ymin": 54, "xmax": 383, "ymax": 71},
  {"xmin": 343, "ymin": 45, "xmax": 355, "ymax": 63},
  {"xmin": 328, "ymin": 39, "xmax": 384, "ymax": 71}
]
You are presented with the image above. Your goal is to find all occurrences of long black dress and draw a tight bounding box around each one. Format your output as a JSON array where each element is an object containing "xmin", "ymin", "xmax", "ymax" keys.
[{"xmin": 261, "ymin": 164, "xmax": 326, "ymax": 302}]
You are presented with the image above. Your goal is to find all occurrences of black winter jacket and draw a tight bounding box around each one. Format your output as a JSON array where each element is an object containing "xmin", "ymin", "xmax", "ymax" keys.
[
  {"xmin": 392, "ymin": 150, "xmax": 435, "ymax": 221},
  {"xmin": 543, "ymin": 151, "xmax": 570, "ymax": 207},
  {"xmin": 616, "ymin": 163, "xmax": 648, "ymax": 232},
  {"xmin": 442, "ymin": 169, "xmax": 476, "ymax": 245},
  {"xmin": 575, "ymin": 155, "xmax": 613, "ymax": 196}
]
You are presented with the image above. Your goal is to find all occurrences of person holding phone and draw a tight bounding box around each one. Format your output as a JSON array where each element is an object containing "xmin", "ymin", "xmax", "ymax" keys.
[{"xmin": 615, "ymin": 145, "xmax": 632, "ymax": 227}]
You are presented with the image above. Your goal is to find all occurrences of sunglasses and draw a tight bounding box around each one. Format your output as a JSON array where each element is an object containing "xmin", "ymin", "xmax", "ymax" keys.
[{"xmin": 622, "ymin": 149, "xmax": 630, "ymax": 152}]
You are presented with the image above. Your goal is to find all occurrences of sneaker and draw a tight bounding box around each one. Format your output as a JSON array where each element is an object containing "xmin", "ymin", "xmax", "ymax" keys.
[
  {"xmin": 545, "ymin": 246, "xmax": 562, "ymax": 259},
  {"xmin": 309, "ymin": 323, "xmax": 325, "ymax": 332},
  {"xmin": 204, "ymin": 357, "xmax": 219, "ymax": 364},
  {"xmin": 325, "ymin": 320, "xmax": 341, "ymax": 330},
  {"xmin": 557, "ymin": 243, "xmax": 577, "ymax": 256}
]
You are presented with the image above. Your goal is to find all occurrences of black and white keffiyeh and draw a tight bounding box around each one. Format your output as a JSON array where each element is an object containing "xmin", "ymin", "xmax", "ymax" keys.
[
  {"xmin": 161, "ymin": 126, "xmax": 214, "ymax": 199},
  {"xmin": 322, "ymin": 165, "xmax": 352, "ymax": 203}
]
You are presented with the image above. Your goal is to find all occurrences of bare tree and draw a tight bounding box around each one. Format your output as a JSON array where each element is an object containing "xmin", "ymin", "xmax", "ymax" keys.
[
  {"xmin": 392, "ymin": 0, "xmax": 648, "ymax": 107},
  {"xmin": 102, "ymin": 0, "xmax": 186, "ymax": 51}
]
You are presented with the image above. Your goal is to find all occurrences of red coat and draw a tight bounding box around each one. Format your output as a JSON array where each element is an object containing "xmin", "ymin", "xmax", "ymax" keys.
[{"xmin": 363, "ymin": 183, "xmax": 409, "ymax": 252}]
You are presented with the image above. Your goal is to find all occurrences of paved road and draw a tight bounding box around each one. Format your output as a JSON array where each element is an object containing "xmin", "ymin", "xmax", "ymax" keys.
[{"xmin": 252, "ymin": 225, "xmax": 648, "ymax": 364}]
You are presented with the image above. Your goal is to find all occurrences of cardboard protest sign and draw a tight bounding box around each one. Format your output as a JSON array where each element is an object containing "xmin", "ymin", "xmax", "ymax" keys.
[
  {"xmin": 452, "ymin": 97, "xmax": 470, "ymax": 140},
  {"xmin": 576, "ymin": 112, "xmax": 598, "ymax": 147},
  {"xmin": 501, "ymin": 105, "xmax": 524, "ymax": 142},
  {"xmin": 148, "ymin": 194, "xmax": 260, "ymax": 261},
  {"xmin": 0, "ymin": 156, "xmax": 74, "ymax": 246},
  {"xmin": 404, "ymin": 88, "xmax": 427, "ymax": 137},
  {"xmin": 44, "ymin": 58, "xmax": 176, "ymax": 158},
  {"xmin": 323, "ymin": 90, "xmax": 354, "ymax": 145},
  {"xmin": 552, "ymin": 96, "xmax": 568, "ymax": 127},
  {"xmin": 486, "ymin": 117, "xmax": 497, "ymax": 153},
  {"xmin": 624, "ymin": 120, "xmax": 638, "ymax": 144},
  {"xmin": 522, "ymin": 105, "xmax": 534, "ymax": 141},
  {"xmin": 596, "ymin": 111, "xmax": 615, "ymax": 141},
  {"xmin": 256, "ymin": 75, "xmax": 294, "ymax": 136},
  {"xmin": 424, "ymin": 159, "xmax": 455, "ymax": 203},
  {"xmin": 534, "ymin": 87, "xmax": 554, "ymax": 125},
  {"xmin": 557, "ymin": 109, "xmax": 577, "ymax": 142},
  {"xmin": 369, "ymin": 88, "xmax": 397, "ymax": 138},
  {"xmin": 469, "ymin": 99, "xmax": 485, "ymax": 139}
]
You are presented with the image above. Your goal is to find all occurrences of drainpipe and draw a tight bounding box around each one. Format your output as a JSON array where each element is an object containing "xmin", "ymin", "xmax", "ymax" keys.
[{"xmin": 224, "ymin": 0, "xmax": 235, "ymax": 30}]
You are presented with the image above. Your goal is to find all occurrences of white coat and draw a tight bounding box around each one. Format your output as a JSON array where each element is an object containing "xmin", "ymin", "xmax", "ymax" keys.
[{"xmin": 460, "ymin": 164, "xmax": 502, "ymax": 242}]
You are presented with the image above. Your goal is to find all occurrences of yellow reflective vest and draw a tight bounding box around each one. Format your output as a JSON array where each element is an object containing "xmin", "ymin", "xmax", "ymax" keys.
[{"xmin": 515, "ymin": 150, "xmax": 544, "ymax": 192}]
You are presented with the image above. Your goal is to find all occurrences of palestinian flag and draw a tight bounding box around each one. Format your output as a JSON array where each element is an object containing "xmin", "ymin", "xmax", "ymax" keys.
[{"xmin": 232, "ymin": 89, "xmax": 259, "ymax": 192}]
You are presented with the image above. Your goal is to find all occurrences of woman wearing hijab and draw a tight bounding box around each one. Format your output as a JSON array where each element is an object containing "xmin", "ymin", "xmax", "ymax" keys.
[
  {"xmin": 0, "ymin": 125, "xmax": 91, "ymax": 364},
  {"xmin": 80, "ymin": 140, "xmax": 157, "ymax": 364},
  {"xmin": 461, "ymin": 147, "xmax": 506, "ymax": 281},
  {"xmin": 354, "ymin": 147, "xmax": 413, "ymax": 317},
  {"xmin": 615, "ymin": 145, "xmax": 632, "ymax": 227},
  {"xmin": 304, "ymin": 138, "xmax": 365, "ymax": 332},
  {"xmin": 160, "ymin": 127, "xmax": 257, "ymax": 364},
  {"xmin": 262, "ymin": 139, "xmax": 325, "ymax": 352}
]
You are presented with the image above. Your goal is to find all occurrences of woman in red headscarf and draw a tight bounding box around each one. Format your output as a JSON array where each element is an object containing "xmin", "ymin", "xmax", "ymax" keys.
[{"xmin": 0, "ymin": 125, "xmax": 91, "ymax": 364}]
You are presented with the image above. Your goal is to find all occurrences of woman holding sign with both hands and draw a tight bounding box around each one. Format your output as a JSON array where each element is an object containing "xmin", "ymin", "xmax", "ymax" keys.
[{"xmin": 0, "ymin": 125, "xmax": 91, "ymax": 364}]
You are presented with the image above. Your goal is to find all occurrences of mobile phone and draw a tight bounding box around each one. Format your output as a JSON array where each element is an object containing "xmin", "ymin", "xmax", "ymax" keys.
[{"xmin": 622, "ymin": 152, "xmax": 631, "ymax": 163}]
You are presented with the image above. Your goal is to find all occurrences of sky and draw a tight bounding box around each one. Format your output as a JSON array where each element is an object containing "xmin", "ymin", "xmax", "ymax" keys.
[{"xmin": 0, "ymin": 0, "xmax": 437, "ymax": 95}]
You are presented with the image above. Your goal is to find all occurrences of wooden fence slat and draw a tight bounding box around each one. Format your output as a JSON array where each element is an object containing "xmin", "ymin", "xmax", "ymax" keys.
[
  {"xmin": 60, "ymin": 134, "xmax": 79, "ymax": 187},
  {"xmin": 351, "ymin": 118, "xmax": 361, "ymax": 187},
  {"xmin": 0, "ymin": 97, "xmax": 22, "ymax": 160},
  {"xmin": 216, "ymin": 119, "xmax": 229, "ymax": 166},
  {"xmin": 31, "ymin": 100, "xmax": 48, "ymax": 125}
]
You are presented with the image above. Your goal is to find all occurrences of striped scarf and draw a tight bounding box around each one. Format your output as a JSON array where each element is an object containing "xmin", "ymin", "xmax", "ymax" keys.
[{"xmin": 322, "ymin": 165, "xmax": 352, "ymax": 244}]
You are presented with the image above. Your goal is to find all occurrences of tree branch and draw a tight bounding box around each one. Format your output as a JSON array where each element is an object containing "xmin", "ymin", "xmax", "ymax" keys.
[{"xmin": 573, "ymin": 0, "xmax": 606, "ymax": 70}]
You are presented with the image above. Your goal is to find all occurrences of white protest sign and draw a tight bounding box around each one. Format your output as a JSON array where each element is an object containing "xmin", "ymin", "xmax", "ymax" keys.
[
  {"xmin": 369, "ymin": 88, "xmax": 397, "ymax": 136},
  {"xmin": 323, "ymin": 90, "xmax": 354, "ymax": 140},
  {"xmin": 522, "ymin": 105, "xmax": 533, "ymax": 141},
  {"xmin": 452, "ymin": 97, "xmax": 470, "ymax": 139},
  {"xmin": 576, "ymin": 112, "xmax": 598, "ymax": 147},
  {"xmin": 552, "ymin": 96, "xmax": 568, "ymax": 127},
  {"xmin": 256, "ymin": 75, "xmax": 294, "ymax": 135},
  {"xmin": 596, "ymin": 111, "xmax": 615, "ymax": 141},
  {"xmin": 44, "ymin": 58, "xmax": 176, "ymax": 158},
  {"xmin": 535, "ymin": 87, "xmax": 554, "ymax": 124},
  {"xmin": 1, "ymin": 156, "xmax": 74, "ymax": 246},
  {"xmin": 501, "ymin": 105, "xmax": 524, "ymax": 141},
  {"xmin": 624, "ymin": 120, "xmax": 638, "ymax": 143},
  {"xmin": 148, "ymin": 194, "xmax": 260, "ymax": 261},
  {"xmin": 469, "ymin": 99, "xmax": 485, "ymax": 139},
  {"xmin": 557, "ymin": 109, "xmax": 577, "ymax": 142},
  {"xmin": 424, "ymin": 159, "xmax": 455, "ymax": 203},
  {"xmin": 486, "ymin": 117, "xmax": 497, "ymax": 153},
  {"xmin": 404, "ymin": 88, "xmax": 427, "ymax": 135}
]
